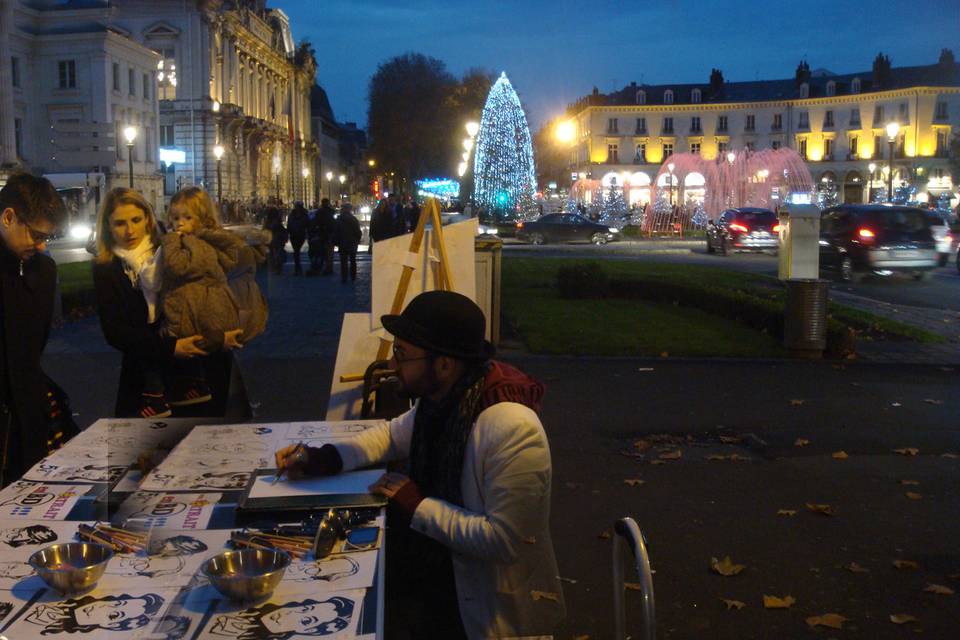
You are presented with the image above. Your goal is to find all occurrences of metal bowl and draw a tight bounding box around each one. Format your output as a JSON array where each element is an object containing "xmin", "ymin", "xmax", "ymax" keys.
[
  {"xmin": 202, "ymin": 549, "xmax": 291, "ymax": 602},
  {"xmin": 28, "ymin": 543, "xmax": 114, "ymax": 595}
]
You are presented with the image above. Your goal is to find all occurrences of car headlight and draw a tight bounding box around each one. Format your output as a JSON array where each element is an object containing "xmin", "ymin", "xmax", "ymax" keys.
[
  {"xmin": 70, "ymin": 224, "xmax": 91, "ymax": 240},
  {"xmin": 608, "ymin": 227, "xmax": 620, "ymax": 233}
]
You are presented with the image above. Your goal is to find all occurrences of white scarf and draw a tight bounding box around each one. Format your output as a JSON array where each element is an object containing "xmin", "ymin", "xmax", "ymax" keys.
[{"xmin": 113, "ymin": 236, "xmax": 162, "ymax": 323}]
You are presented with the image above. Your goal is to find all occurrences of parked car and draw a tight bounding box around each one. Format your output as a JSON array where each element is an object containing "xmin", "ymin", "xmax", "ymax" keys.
[
  {"xmin": 818, "ymin": 204, "xmax": 938, "ymax": 282},
  {"xmin": 706, "ymin": 208, "xmax": 779, "ymax": 255},
  {"xmin": 923, "ymin": 211, "xmax": 955, "ymax": 266},
  {"xmin": 515, "ymin": 213, "xmax": 620, "ymax": 245}
]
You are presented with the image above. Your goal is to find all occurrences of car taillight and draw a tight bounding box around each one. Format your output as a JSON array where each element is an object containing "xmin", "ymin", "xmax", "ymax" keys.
[
  {"xmin": 772, "ymin": 224, "xmax": 781, "ymax": 233},
  {"xmin": 729, "ymin": 223, "xmax": 749, "ymax": 233},
  {"xmin": 857, "ymin": 228, "xmax": 875, "ymax": 242},
  {"xmin": 516, "ymin": 222, "xmax": 524, "ymax": 229}
]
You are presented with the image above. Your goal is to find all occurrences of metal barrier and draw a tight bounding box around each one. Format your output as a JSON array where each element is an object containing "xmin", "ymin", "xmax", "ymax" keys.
[{"xmin": 612, "ymin": 517, "xmax": 655, "ymax": 640}]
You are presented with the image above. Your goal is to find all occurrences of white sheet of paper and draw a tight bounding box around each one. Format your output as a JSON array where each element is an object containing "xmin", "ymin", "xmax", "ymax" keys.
[
  {"xmin": 281, "ymin": 550, "xmax": 378, "ymax": 595},
  {"xmin": 249, "ymin": 469, "xmax": 385, "ymax": 499}
]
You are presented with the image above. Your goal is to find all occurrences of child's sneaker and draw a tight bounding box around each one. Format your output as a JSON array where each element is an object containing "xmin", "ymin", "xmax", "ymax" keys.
[
  {"xmin": 167, "ymin": 379, "xmax": 213, "ymax": 406},
  {"xmin": 139, "ymin": 393, "xmax": 172, "ymax": 418}
]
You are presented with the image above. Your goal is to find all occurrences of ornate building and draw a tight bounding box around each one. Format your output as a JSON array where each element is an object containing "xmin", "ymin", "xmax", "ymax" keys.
[{"xmin": 562, "ymin": 52, "xmax": 960, "ymax": 210}]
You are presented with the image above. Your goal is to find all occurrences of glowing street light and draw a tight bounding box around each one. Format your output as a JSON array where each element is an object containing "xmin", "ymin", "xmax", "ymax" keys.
[
  {"xmin": 867, "ymin": 162, "xmax": 877, "ymax": 201},
  {"xmin": 885, "ymin": 121, "xmax": 900, "ymax": 202},
  {"xmin": 462, "ymin": 151, "xmax": 470, "ymax": 162},
  {"xmin": 123, "ymin": 126, "xmax": 138, "ymax": 189},
  {"xmin": 457, "ymin": 162, "xmax": 467, "ymax": 177},
  {"xmin": 273, "ymin": 152, "xmax": 282, "ymax": 202},
  {"xmin": 463, "ymin": 138, "xmax": 474, "ymax": 152},
  {"xmin": 213, "ymin": 144, "xmax": 225, "ymax": 201},
  {"xmin": 325, "ymin": 170, "xmax": 333, "ymax": 200},
  {"xmin": 465, "ymin": 121, "xmax": 479, "ymax": 138},
  {"xmin": 726, "ymin": 151, "xmax": 736, "ymax": 164},
  {"xmin": 555, "ymin": 120, "xmax": 575, "ymax": 144},
  {"xmin": 368, "ymin": 159, "xmax": 375, "ymax": 167}
]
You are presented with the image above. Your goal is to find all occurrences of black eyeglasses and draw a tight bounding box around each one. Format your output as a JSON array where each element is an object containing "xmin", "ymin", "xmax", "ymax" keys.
[
  {"xmin": 16, "ymin": 214, "xmax": 56, "ymax": 244},
  {"xmin": 391, "ymin": 345, "xmax": 432, "ymax": 364}
]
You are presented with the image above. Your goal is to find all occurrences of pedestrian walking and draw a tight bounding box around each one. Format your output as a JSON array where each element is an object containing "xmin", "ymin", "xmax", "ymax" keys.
[
  {"xmin": 334, "ymin": 203, "xmax": 362, "ymax": 283},
  {"xmin": 286, "ymin": 202, "xmax": 309, "ymax": 275},
  {"xmin": 263, "ymin": 207, "xmax": 287, "ymax": 274},
  {"xmin": 307, "ymin": 198, "xmax": 336, "ymax": 276},
  {"xmin": 0, "ymin": 174, "xmax": 75, "ymax": 487}
]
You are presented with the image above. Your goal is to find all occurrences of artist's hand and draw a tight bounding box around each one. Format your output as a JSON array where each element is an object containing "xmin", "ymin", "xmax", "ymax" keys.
[
  {"xmin": 174, "ymin": 335, "xmax": 208, "ymax": 359},
  {"xmin": 274, "ymin": 444, "xmax": 312, "ymax": 480},
  {"xmin": 368, "ymin": 472, "xmax": 412, "ymax": 498},
  {"xmin": 223, "ymin": 329, "xmax": 244, "ymax": 350}
]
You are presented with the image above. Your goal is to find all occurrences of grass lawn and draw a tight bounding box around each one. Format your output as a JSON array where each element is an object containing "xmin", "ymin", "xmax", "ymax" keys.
[{"xmin": 58, "ymin": 260, "xmax": 93, "ymax": 295}]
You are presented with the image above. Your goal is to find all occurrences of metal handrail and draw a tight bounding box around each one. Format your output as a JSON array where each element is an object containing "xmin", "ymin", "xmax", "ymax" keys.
[{"xmin": 612, "ymin": 517, "xmax": 655, "ymax": 640}]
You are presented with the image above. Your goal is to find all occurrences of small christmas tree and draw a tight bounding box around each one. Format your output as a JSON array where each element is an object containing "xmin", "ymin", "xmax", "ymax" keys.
[
  {"xmin": 601, "ymin": 187, "xmax": 628, "ymax": 227},
  {"xmin": 816, "ymin": 181, "xmax": 839, "ymax": 208}
]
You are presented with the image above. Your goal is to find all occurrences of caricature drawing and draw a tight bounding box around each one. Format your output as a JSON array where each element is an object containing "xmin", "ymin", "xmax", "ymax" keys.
[
  {"xmin": 0, "ymin": 524, "xmax": 57, "ymax": 547},
  {"xmin": 23, "ymin": 593, "xmax": 164, "ymax": 634},
  {"xmin": 149, "ymin": 534, "xmax": 208, "ymax": 557},
  {"xmin": 63, "ymin": 464, "xmax": 125, "ymax": 483},
  {"xmin": 0, "ymin": 561, "xmax": 34, "ymax": 579},
  {"xmin": 105, "ymin": 555, "xmax": 185, "ymax": 579},
  {"xmin": 0, "ymin": 488, "xmax": 56, "ymax": 508},
  {"xmin": 207, "ymin": 597, "xmax": 354, "ymax": 639},
  {"xmin": 153, "ymin": 614, "xmax": 192, "ymax": 640},
  {"xmin": 0, "ymin": 601, "xmax": 14, "ymax": 623},
  {"xmin": 286, "ymin": 556, "xmax": 359, "ymax": 583},
  {"xmin": 188, "ymin": 472, "xmax": 250, "ymax": 490}
]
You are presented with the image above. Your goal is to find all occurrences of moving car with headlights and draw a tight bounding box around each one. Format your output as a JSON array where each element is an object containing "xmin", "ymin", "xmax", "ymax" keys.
[
  {"xmin": 515, "ymin": 213, "xmax": 619, "ymax": 244},
  {"xmin": 706, "ymin": 208, "xmax": 779, "ymax": 255},
  {"xmin": 818, "ymin": 204, "xmax": 937, "ymax": 282}
]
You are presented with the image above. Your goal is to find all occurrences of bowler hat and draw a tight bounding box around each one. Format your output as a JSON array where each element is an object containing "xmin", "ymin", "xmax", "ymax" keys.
[{"xmin": 382, "ymin": 290, "xmax": 495, "ymax": 361}]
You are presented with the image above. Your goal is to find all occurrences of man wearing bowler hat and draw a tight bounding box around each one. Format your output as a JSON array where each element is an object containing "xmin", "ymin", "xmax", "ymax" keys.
[{"xmin": 276, "ymin": 290, "xmax": 565, "ymax": 639}]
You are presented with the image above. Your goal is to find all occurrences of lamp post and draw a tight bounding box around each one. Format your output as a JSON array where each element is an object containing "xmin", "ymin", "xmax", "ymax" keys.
[
  {"xmin": 123, "ymin": 126, "xmax": 138, "ymax": 190},
  {"xmin": 867, "ymin": 162, "xmax": 876, "ymax": 203},
  {"xmin": 885, "ymin": 122, "xmax": 900, "ymax": 203},
  {"xmin": 301, "ymin": 167, "xmax": 309, "ymax": 204},
  {"xmin": 273, "ymin": 153, "xmax": 282, "ymax": 203},
  {"xmin": 213, "ymin": 144, "xmax": 224, "ymax": 202},
  {"xmin": 325, "ymin": 171, "xmax": 333, "ymax": 201},
  {"xmin": 338, "ymin": 174, "xmax": 346, "ymax": 200},
  {"xmin": 667, "ymin": 162, "xmax": 676, "ymax": 205}
]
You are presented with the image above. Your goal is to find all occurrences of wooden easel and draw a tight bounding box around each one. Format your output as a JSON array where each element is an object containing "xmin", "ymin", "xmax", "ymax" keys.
[{"xmin": 339, "ymin": 198, "xmax": 453, "ymax": 383}]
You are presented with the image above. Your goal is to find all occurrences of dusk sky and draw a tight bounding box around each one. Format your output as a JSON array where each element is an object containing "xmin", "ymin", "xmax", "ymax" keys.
[{"xmin": 277, "ymin": 0, "xmax": 958, "ymax": 131}]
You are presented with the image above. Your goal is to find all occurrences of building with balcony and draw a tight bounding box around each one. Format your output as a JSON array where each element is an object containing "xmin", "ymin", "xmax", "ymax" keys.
[{"xmin": 562, "ymin": 52, "xmax": 960, "ymax": 211}]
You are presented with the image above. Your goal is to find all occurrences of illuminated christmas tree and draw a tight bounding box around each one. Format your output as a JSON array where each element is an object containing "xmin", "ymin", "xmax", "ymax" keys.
[{"xmin": 472, "ymin": 73, "xmax": 537, "ymax": 215}]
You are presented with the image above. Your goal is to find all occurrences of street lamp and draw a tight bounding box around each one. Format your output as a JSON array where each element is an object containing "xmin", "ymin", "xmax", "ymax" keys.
[
  {"xmin": 463, "ymin": 138, "xmax": 474, "ymax": 152},
  {"xmin": 867, "ymin": 162, "xmax": 876, "ymax": 202},
  {"xmin": 338, "ymin": 173, "xmax": 346, "ymax": 200},
  {"xmin": 466, "ymin": 121, "xmax": 479, "ymax": 138},
  {"xmin": 325, "ymin": 171, "xmax": 333, "ymax": 201},
  {"xmin": 457, "ymin": 162, "xmax": 467, "ymax": 177},
  {"xmin": 555, "ymin": 120, "xmax": 575, "ymax": 144},
  {"xmin": 368, "ymin": 159, "xmax": 375, "ymax": 168},
  {"xmin": 213, "ymin": 144, "xmax": 225, "ymax": 202},
  {"xmin": 302, "ymin": 167, "xmax": 310, "ymax": 204},
  {"xmin": 123, "ymin": 126, "xmax": 138, "ymax": 189},
  {"xmin": 885, "ymin": 121, "xmax": 900, "ymax": 202},
  {"xmin": 726, "ymin": 151, "xmax": 736, "ymax": 164},
  {"xmin": 273, "ymin": 153, "xmax": 282, "ymax": 203}
]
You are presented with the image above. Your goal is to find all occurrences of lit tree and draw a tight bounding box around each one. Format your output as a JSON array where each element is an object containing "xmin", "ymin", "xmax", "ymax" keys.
[
  {"xmin": 473, "ymin": 73, "xmax": 537, "ymax": 215},
  {"xmin": 601, "ymin": 184, "xmax": 628, "ymax": 226}
]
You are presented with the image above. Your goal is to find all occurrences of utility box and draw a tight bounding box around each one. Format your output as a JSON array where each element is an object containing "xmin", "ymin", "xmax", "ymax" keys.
[
  {"xmin": 475, "ymin": 236, "xmax": 502, "ymax": 346},
  {"xmin": 777, "ymin": 203, "xmax": 821, "ymax": 280}
]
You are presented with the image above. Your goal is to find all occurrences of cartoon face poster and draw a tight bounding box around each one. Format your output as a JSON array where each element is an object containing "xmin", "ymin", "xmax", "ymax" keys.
[
  {"xmin": 98, "ymin": 529, "xmax": 231, "ymax": 592},
  {"xmin": 0, "ymin": 520, "xmax": 94, "ymax": 590},
  {"xmin": 0, "ymin": 482, "xmax": 89, "ymax": 521},
  {"xmin": 115, "ymin": 492, "xmax": 222, "ymax": 530}
]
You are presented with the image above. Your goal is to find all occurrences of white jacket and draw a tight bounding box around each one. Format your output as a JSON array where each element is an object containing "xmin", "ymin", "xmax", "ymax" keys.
[{"xmin": 336, "ymin": 401, "xmax": 566, "ymax": 639}]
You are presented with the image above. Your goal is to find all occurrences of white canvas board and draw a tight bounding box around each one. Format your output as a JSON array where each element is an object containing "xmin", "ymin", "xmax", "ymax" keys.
[
  {"xmin": 0, "ymin": 520, "xmax": 94, "ymax": 590},
  {"xmin": 0, "ymin": 482, "xmax": 89, "ymax": 521},
  {"xmin": 281, "ymin": 421, "xmax": 382, "ymax": 442},
  {"xmin": 114, "ymin": 492, "xmax": 222, "ymax": 531},
  {"xmin": 370, "ymin": 218, "xmax": 479, "ymax": 331},
  {"xmin": 325, "ymin": 313, "xmax": 384, "ymax": 421},
  {"xmin": 249, "ymin": 469, "xmax": 385, "ymax": 500},
  {"xmin": 281, "ymin": 550, "xmax": 378, "ymax": 595}
]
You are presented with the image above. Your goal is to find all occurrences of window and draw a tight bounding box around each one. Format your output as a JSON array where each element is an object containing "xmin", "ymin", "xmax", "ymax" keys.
[
  {"xmin": 771, "ymin": 140, "xmax": 781, "ymax": 150},
  {"xmin": 13, "ymin": 118, "xmax": 22, "ymax": 158},
  {"xmin": 143, "ymin": 73, "xmax": 150, "ymax": 100},
  {"xmin": 826, "ymin": 81, "xmax": 836, "ymax": 97},
  {"xmin": 112, "ymin": 63, "xmax": 120, "ymax": 91},
  {"xmin": 664, "ymin": 89, "xmax": 674, "ymax": 105},
  {"xmin": 874, "ymin": 134, "xmax": 883, "ymax": 158},
  {"xmin": 717, "ymin": 115, "xmax": 728, "ymax": 132},
  {"xmin": 772, "ymin": 113, "xmax": 782, "ymax": 130},
  {"xmin": 636, "ymin": 90, "xmax": 646, "ymax": 105},
  {"xmin": 58, "ymin": 60, "xmax": 76, "ymax": 89},
  {"xmin": 935, "ymin": 101, "xmax": 949, "ymax": 120},
  {"xmin": 824, "ymin": 110, "xmax": 834, "ymax": 127},
  {"xmin": 898, "ymin": 102, "xmax": 909, "ymax": 123},
  {"xmin": 607, "ymin": 143, "xmax": 619, "ymax": 164},
  {"xmin": 849, "ymin": 136, "xmax": 858, "ymax": 157},
  {"xmin": 851, "ymin": 77, "xmax": 861, "ymax": 94},
  {"xmin": 718, "ymin": 141, "xmax": 728, "ymax": 154},
  {"xmin": 799, "ymin": 82, "xmax": 809, "ymax": 98},
  {"xmin": 160, "ymin": 124, "xmax": 174, "ymax": 147},
  {"xmin": 824, "ymin": 138, "xmax": 833, "ymax": 159},
  {"xmin": 635, "ymin": 143, "xmax": 646, "ymax": 163},
  {"xmin": 873, "ymin": 105, "xmax": 884, "ymax": 125},
  {"xmin": 635, "ymin": 117, "xmax": 646, "ymax": 134},
  {"xmin": 11, "ymin": 57, "xmax": 19, "ymax": 88},
  {"xmin": 798, "ymin": 138, "xmax": 808, "ymax": 158},
  {"xmin": 850, "ymin": 109, "xmax": 861, "ymax": 127},
  {"xmin": 895, "ymin": 133, "xmax": 905, "ymax": 158},
  {"xmin": 937, "ymin": 129, "xmax": 949, "ymax": 156},
  {"xmin": 662, "ymin": 142, "xmax": 673, "ymax": 158},
  {"xmin": 745, "ymin": 114, "xmax": 755, "ymax": 131},
  {"xmin": 798, "ymin": 112, "xmax": 809, "ymax": 129},
  {"xmin": 128, "ymin": 68, "xmax": 136, "ymax": 96},
  {"xmin": 690, "ymin": 116, "xmax": 701, "ymax": 133},
  {"xmin": 662, "ymin": 117, "xmax": 673, "ymax": 134},
  {"xmin": 155, "ymin": 48, "xmax": 177, "ymax": 100},
  {"xmin": 607, "ymin": 118, "xmax": 618, "ymax": 134},
  {"xmin": 688, "ymin": 142, "xmax": 699, "ymax": 155},
  {"xmin": 691, "ymin": 88, "xmax": 701, "ymax": 103}
]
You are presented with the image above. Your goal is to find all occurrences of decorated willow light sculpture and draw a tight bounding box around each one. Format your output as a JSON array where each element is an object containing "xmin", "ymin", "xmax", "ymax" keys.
[{"xmin": 472, "ymin": 72, "xmax": 537, "ymax": 212}]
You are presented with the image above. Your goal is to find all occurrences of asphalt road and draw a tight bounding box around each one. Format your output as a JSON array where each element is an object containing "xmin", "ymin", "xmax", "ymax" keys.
[{"xmin": 502, "ymin": 241, "xmax": 960, "ymax": 312}]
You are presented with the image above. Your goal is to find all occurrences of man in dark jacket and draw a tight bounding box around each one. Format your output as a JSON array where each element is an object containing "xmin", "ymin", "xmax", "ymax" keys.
[
  {"xmin": 334, "ymin": 203, "xmax": 362, "ymax": 283},
  {"xmin": 307, "ymin": 198, "xmax": 336, "ymax": 276},
  {"xmin": 0, "ymin": 174, "xmax": 68, "ymax": 487},
  {"xmin": 286, "ymin": 202, "xmax": 309, "ymax": 275}
]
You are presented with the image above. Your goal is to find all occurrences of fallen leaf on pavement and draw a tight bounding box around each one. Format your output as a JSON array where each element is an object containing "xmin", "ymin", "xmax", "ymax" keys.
[
  {"xmin": 905, "ymin": 492, "xmax": 923, "ymax": 500},
  {"xmin": 900, "ymin": 480, "xmax": 920, "ymax": 485},
  {"xmin": 889, "ymin": 613, "xmax": 918, "ymax": 625},
  {"xmin": 530, "ymin": 590, "xmax": 560, "ymax": 603},
  {"xmin": 556, "ymin": 576, "xmax": 577, "ymax": 584},
  {"xmin": 847, "ymin": 562, "xmax": 869, "ymax": 573},
  {"xmin": 891, "ymin": 402, "xmax": 902, "ymax": 407},
  {"xmin": 710, "ymin": 556, "xmax": 745, "ymax": 576},
  {"xmin": 521, "ymin": 536, "xmax": 537, "ymax": 544},
  {"xmin": 942, "ymin": 453, "xmax": 959, "ymax": 459},
  {"xmin": 624, "ymin": 582, "xmax": 643, "ymax": 591},
  {"xmin": 923, "ymin": 398, "xmax": 943, "ymax": 405},
  {"xmin": 618, "ymin": 449, "xmax": 644, "ymax": 458},
  {"xmin": 893, "ymin": 560, "xmax": 919, "ymax": 570},
  {"xmin": 923, "ymin": 583, "xmax": 955, "ymax": 595},
  {"xmin": 777, "ymin": 509, "xmax": 797, "ymax": 516},
  {"xmin": 806, "ymin": 503, "xmax": 835, "ymax": 516},
  {"xmin": 659, "ymin": 450, "xmax": 682, "ymax": 460},
  {"xmin": 806, "ymin": 613, "xmax": 847, "ymax": 629},
  {"xmin": 790, "ymin": 399, "xmax": 805, "ymax": 407},
  {"xmin": 719, "ymin": 435, "xmax": 742, "ymax": 444},
  {"xmin": 623, "ymin": 478, "xmax": 645, "ymax": 487},
  {"xmin": 794, "ymin": 438, "xmax": 810, "ymax": 447},
  {"xmin": 721, "ymin": 598, "xmax": 746, "ymax": 610},
  {"xmin": 763, "ymin": 595, "xmax": 796, "ymax": 609},
  {"xmin": 832, "ymin": 450, "xmax": 849, "ymax": 460},
  {"xmin": 893, "ymin": 448, "xmax": 919, "ymax": 456},
  {"xmin": 659, "ymin": 351, "xmax": 669, "ymax": 358},
  {"xmin": 597, "ymin": 530, "xmax": 611, "ymax": 540},
  {"xmin": 633, "ymin": 439, "xmax": 652, "ymax": 452}
]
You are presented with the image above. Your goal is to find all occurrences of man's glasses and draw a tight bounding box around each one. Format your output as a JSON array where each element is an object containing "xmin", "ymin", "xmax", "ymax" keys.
[
  {"xmin": 391, "ymin": 345, "xmax": 432, "ymax": 364},
  {"xmin": 17, "ymin": 214, "xmax": 56, "ymax": 244}
]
